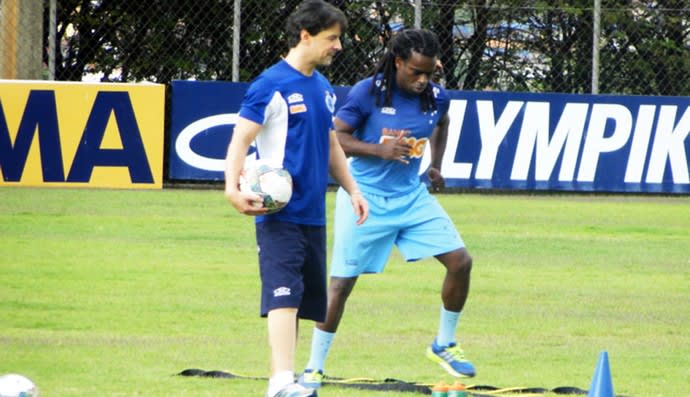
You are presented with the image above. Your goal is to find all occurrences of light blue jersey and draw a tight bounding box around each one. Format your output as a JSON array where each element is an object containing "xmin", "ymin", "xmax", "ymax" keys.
[
  {"xmin": 239, "ymin": 60, "xmax": 337, "ymax": 226},
  {"xmin": 331, "ymin": 76, "xmax": 463, "ymax": 277},
  {"xmin": 336, "ymin": 76, "xmax": 450, "ymax": 197}
]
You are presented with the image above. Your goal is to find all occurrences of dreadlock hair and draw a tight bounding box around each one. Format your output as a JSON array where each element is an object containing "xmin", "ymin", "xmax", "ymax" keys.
[{"xmin": 370, "ymin": 29, "xmax": 440, "ymax": 112}]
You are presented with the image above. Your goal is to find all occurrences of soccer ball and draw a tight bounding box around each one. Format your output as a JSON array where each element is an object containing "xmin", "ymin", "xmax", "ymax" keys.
[
  {"xmin": 240, "ymin": 159, "xmax": 293, "ymax": 214},
  {"xmin": 0, "ymin": 374, "xmax": 38, "ymax": 397}
]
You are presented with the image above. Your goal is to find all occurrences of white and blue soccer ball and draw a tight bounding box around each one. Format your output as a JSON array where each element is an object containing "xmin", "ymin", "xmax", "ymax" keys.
[
  {"xmin": 0, "ymin": 374, "xmax": 39, "ymax": 397},
  {"xmin": 240, "ymin": 158, "xmax": 293, "ymax": 214}
]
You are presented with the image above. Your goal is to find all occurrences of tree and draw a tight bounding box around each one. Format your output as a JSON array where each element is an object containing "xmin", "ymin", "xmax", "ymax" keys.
[
  {"xmin": 49, "ymin": 0, "xmax": 239, "ymax": 82},
  {"xmin": 599, "ymin": 0, "xmax": 690, "ymax": 95},
  {"xmin": 47, "ymin": 0, "xmax": 690, "ymax": 95}
]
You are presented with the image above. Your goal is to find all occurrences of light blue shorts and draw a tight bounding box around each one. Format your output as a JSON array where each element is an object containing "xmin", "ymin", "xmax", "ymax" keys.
[{"xmin": 331, "ymin": 184, "xmax": 465, "ymax": 278}]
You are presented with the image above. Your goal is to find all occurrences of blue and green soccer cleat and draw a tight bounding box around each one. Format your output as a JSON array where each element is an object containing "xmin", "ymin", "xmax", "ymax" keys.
[
  {"xmin": 297, "ymin": 369, "xmax": 324, "ymax": 389},
  {"xmin": 426, "ymin": 340, "xmax": 476, "ymax": 378}
]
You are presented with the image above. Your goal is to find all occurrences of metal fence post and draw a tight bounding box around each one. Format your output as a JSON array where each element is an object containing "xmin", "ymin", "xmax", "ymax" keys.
[
  {"xmin": 1, "ymin": 0, "xmax": 43, "ymax": 79},
  {"xmin": 232, "ymin": 0, "xmax": 241, "ymax": 82},
  {"xmin": 48, "ymin": 0, "xmax": 56, "ymax": 80},
  {"xmin": 592, "ymin": 0, "xmax": 600, "ymax": 94},
  {"xmin": 414, "ymin": 0, "xmax": 422, "ymax": 29}
]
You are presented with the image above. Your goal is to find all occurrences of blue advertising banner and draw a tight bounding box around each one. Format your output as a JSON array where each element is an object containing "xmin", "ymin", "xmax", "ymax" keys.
[
  {"xmin": 169, "ymin": 80, "xmax": 246, "ymax": 181},
  {"xmin": 169, "ymin": 80, "xmax": 690, "ymax": 194}
]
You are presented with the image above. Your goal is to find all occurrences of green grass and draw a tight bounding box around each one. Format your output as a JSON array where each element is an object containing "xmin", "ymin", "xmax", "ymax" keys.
[{"xmin": 1, "ymin": 187, "xmax": 688, "ymax": 397}]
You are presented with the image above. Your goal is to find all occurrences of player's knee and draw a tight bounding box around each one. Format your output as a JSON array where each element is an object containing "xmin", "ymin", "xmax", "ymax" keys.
[
  {"xmin": 459, "ymin": 251, "xmax": 472, "ymax": 273},
  {"xmin": 328, "ymin": 277, "xmax": 357, "ymax": 300},
  {"xmin": 443, "ymin": 249, "xmax": 472, "ymax": 274}
]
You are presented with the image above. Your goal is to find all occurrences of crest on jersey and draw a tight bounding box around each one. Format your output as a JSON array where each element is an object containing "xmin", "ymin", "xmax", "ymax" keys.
[{"xmin": 325, "ymin": 91, "xmax": 336, "ymax": 113}]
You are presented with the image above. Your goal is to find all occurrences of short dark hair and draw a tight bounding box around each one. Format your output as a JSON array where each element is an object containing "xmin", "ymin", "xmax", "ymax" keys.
[
  {"xmin": 285, "ymin": 0, "xmax": 347, "ymax": 48},
  {"xmin": 371, "ymin": 29, "xmax": 440, "ymax": 111}
]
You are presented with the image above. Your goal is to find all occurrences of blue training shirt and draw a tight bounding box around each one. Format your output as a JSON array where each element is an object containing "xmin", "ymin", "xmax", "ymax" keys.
[
  {"xmin": 335, "ymin": 76, "xmax": 450, "ymax": 197},
  {"xmin": 239, "ymin": 60, "xmax": 337, "ymax": 225}
]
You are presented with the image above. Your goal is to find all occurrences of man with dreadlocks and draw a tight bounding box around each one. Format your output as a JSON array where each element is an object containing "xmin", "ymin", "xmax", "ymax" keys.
[{"xmin": 299, "ymin": 29, "xmax": 475, "ymax": 389}]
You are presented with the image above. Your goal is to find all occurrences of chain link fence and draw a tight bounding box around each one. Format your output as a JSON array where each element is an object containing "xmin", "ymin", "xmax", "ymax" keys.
[{"xmin": 1, "ymin": 0, "xmax": 689, "ymax": 95}]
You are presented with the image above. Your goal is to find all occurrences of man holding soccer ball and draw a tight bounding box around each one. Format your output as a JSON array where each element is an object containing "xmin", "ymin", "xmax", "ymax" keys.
[
  {"xmin": 300, "ymin": 29, "xmax": 475, "ymax": 389},
  {"xmin": 224, "ymin": 1, "xmax": 367, "ymax": 396}
]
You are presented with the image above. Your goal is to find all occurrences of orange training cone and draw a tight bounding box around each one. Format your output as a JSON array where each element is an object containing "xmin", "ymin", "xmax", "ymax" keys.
[
  {"xmin": 447, "ymin": 381, "xmax": 467, "ymax": 397},
  {"xmin": 587, "ymin": 351, "xmax": 615, "ymax": 397},
  {"xmin": 431, "ymin": 381, "xmax": 449, "ymax": 397}
]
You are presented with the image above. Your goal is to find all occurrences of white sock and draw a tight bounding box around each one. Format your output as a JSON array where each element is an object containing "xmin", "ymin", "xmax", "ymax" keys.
[
  {"xmin": 267, "ymin": 371, "xmax": 294, "ymax": 397},
  {"xmin": 306, "ymin": 327, "xmax": 335, "ymax": 372},
  {"xmin": 437, "ymin": 306, "xmax": 461, "ymax": 346}
]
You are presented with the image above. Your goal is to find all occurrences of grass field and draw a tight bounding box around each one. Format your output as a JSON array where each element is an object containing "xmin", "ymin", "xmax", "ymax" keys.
[{"xmin": 1, "ymin": 187, "xmax": 688, "ymax": 397}]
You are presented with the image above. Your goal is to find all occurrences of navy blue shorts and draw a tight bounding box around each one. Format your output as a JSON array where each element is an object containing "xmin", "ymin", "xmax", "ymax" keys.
[{"xmin": 256, "ymin": 221, "xmax": 327, "ymax": 322}]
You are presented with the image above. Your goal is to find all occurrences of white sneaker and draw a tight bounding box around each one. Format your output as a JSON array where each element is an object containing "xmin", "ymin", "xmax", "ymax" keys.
[{"xmin": 268, "ymin": 382, "xmax": 315, "ymax": 397}]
